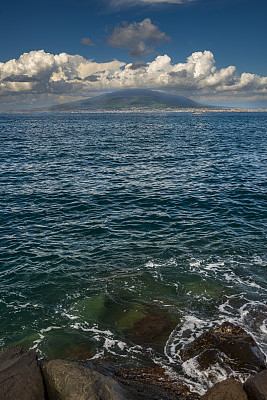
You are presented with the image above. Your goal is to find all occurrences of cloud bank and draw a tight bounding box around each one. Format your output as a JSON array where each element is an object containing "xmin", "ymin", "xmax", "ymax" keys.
[
  {"xmin": 0, "ymin": 49, "xmax": 267, "ymax": 107},
  {"xmin": 107, "ymin": 18, "xmax": 170, "ymax": 57}
]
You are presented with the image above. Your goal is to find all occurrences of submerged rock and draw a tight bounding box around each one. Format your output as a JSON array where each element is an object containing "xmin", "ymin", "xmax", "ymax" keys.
[
  {"xmin": 127, "ymin": 312, "xmax": 176, "ymax": 351},
  {"xmin": 55, "ymin": 344, "xmax": 95, "ymax": 361},
  {"xmin": 180, "ymin": 322, "xmax": 266, "ymax": 376},
  {"xmin": 42, "ymin": 359, "xmax": 128, "ymax": 400},
  {"xmin": 243, "ymin": 370, "xmax": 267, "ymax": 400},
  {"xmin": 201, "ymin": 378, "xmax": 248, "ymax": 400},
  {"xmin": 0, "ymin": 346, "xmax": 45, "ymax": 400},
  {"xmin": 116, "ymin": 305, "xmax": 147, "ymax": 332}
]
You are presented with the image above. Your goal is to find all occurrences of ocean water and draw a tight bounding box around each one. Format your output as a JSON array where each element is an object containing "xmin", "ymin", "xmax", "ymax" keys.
[{"xmin": 0, "ymin": 112, "xmax": 267, "ymax": 391}]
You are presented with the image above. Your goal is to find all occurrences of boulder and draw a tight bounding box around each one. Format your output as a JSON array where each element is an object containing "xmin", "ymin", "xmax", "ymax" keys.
[
  {"xmin": 42, "ymin": 359, "xmax": 129, "ymax": 400},
  {"xmin": 201, "ymin": 378, "xmax": 248, "ymax": 400},
  {"xmin": 180, "ymin": 322, "xmax": 266, "ymax": 374},
  {"xmin": 243, "ymin": 370, "xmax": 267, "ymax": 400},
  {"xmin": 0, "ymin": 346, "xmax": 45, "ymax": 400}
]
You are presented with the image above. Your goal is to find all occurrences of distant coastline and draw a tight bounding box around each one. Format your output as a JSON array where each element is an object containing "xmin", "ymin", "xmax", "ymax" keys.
[
  {"xmin": 1, "ymin": 108, "xmax": 267, "ymax": 114},
  {"xmin": 2, "ymin": 89, "xmax": 267, "ymax": 113}
]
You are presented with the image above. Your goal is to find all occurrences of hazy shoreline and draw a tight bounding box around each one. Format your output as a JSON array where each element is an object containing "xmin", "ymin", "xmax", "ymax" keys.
[{"xmin": 1, "ymin": 108, "xmax": 267, "ymax": 114}]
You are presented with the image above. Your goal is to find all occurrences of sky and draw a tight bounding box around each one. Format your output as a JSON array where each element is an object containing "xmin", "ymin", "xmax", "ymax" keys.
[{"xmin": 0, "ymin": 0, "xmax": 266, "ymax": 110}]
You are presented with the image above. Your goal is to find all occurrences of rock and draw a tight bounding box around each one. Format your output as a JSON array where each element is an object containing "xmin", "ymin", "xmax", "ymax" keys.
[
  {"xmin": 42, "ymin": 358, "xmax": 197, "ymax": 400},
  {"xmin": 114, "ymin": 365, "xmax": 200, "ymax": 400},
  {"xmin": 201, "ymin": 378, "xmax": 248, "ymax": 400},
  {"xmin": 42, "ymin": 359, "xmax": 129, "ymax": 399},
  {"xmin": 56, "ymin": 344, "xmax": 95, "ymax": 361},
  {"xmin": 180, "ymin": 322, "xmax": 266, "ymax": 374},
  {"xmin": 81, "ymin": 360, "xmax": 198, "ymax": 400},
  {"xmin": 127, "ymin": 313, "xmax": 176, "ymax": 351},
  {"xmin": 243, "ymin": 370, "xmax": 267, "ymax": 400},
  {"xmin": 113, "ymin": 377, "xmax": 182, "ymax": 400},
  {"xmin": 0, "ymin": 346, "xmax": 45, "ymax": 400}
]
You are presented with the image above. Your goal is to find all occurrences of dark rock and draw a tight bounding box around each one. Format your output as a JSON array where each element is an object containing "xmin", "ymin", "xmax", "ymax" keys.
[
  {"xmin": 42, "ymin": 358, "xmax": 198, "ymax": 400},
  {"xmin": 82, "ymin": 360, "xmax": 197, "ymax": 399},
  {"xmin": 243, "ymin": 370, "xmax": 267, "ymax": 400},
  {"xmin": 114, "ymin": 365, "xmax": 200, "ymax": 400},
  {"xmin": 113, "ymin": 377, "xmax": 182, "ymax": 400},
  {"xmin": 0, "ymin": 346, "xmax": 45, "ymax": 400},
  {"xmin": 180, "ymin": 322, "xmax": 266, "ymax": 374},
  {"xmin": 241, "ymin": 305, "xmax": 267, "ymax": 333},
  {"xmin": 127, "ymin": 313, "xmax": 176, "ymax": 351},
  {"xmin": 56, "ymin": 344, "xmax": 95, "ymax": 361},
  {"xmin": 201, "ymin": 378, "xmax": 248, "ymax": 400},
  {"xmin": 42, "ymin": 359, "xmax": 129, "ymax": 399}
]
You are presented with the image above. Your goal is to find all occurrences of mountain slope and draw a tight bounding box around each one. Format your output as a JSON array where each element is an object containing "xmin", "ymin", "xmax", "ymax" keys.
[{"xmin": 51, "ymin": 89, "xmax": 204, "ymax": 110}]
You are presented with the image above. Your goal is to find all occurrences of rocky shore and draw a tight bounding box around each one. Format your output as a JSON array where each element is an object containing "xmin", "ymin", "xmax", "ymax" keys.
[{"xmin": 0, "ymin": 321, "xmax": 266, "ymax": 400}]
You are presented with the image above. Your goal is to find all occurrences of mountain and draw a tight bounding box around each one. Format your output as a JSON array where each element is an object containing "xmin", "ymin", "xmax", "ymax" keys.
[{"xmin": 51, "ymin": 89, "xmax": 205, "ymax": 111}]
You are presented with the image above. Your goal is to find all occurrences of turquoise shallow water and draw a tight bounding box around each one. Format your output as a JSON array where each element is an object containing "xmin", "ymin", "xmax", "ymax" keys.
[{"xmin": 0, "ymin": 112, "xmax": 267, "ymax": 389}]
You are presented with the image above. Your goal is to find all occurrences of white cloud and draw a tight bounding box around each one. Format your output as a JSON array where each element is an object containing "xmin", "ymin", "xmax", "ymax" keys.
[
  {"xmin": 0, "ymin": 49, "xmax": 267, "ymax": 108},
  {"xmin": 110, "ymin": 0, "xmax": 195, "ymax": 7},
  {"xmin": 0, "ymin": 50, "xmax": 125, "ymax": 97},
  {"xmin": 107, "ymin": 18, "xmax": 170, "ymax": 57}
]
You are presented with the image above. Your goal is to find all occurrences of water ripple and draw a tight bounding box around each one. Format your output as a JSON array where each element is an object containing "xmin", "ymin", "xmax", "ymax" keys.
[{"xmin": 0, "ymin": 112, "xmax": 267, "ymax": 375}]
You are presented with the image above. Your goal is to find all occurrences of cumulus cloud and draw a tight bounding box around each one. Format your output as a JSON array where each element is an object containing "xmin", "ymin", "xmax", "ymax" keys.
[
  {"xmin": 0, "ymin": 50, "xmax": 125, "ymax": 97},
  {"xmin": 129, "ymin": 60, "xmax": 148, "ymax": 70},
  {"xmin": 107, "ymin": 18, "xmax": 170, "ymax": 57},
  {"xmin": 81, "ymin": 37, "xmax": 95, "ymax": 46},
  {"xmin": 0, "ymin": 49, "xmax": 267, "ymax": 108}
]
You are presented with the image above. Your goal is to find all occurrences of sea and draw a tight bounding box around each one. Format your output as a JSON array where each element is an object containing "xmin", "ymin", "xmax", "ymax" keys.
[{"xmin": 0, "ymin": 111, "xmax": 267, "ymax": 392}]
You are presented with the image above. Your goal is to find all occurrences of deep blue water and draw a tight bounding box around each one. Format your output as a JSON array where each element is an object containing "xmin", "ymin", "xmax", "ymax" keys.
[{"xmin": 0, "ymin": 112, "xmax": 267, "ymax": 389}]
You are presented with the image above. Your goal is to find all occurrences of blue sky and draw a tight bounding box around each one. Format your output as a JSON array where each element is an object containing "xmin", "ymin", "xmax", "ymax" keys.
[{"xmin": 0, "ymin": 0, "xmax": 266, "ymax": 109}]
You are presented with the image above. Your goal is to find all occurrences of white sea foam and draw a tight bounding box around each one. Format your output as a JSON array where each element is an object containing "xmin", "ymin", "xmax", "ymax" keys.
[
  {"xmin": 30, "ymin": 326, "xmax": 62, "ymax": 353},
  {"xmin": 164, "ymin": 311, "xmax": 263, "ymax": 393},
  {"xmin": 204, "ymin": 262, "xmax": 225, "ymax": 271},
  {"xmin": 218, "ymin": 294, "xmax": 241, "ymax": 315},
  {"xmin": 145, "ymin": 260, "xmax": 155, "ymax": 268},
  {"xmin": 145, "ymin": 260, "xmax": 163, "ymax": 280},
  {"xmin": 40, "ymin": 326, "xmax": 62, "ymax": 334},
  {"xmin": 260, "ymin": 321, "xmax": 267, "ymax": 334},
  {"xmin": 70, "ymin": 322, "xmax": 113, "ymax": 337},
  {"xmin": 189, "ymin": 260, "xmax": 201, "ymax": 269},
  {"xmin": 223, "ymin": 272, "xmax": 264, "ymax": 290},
  {"xmin": 182, "ymin": 356, "xmax": 251, "ymax": 393},
  {"xmin": 188, "ymin": 256, "xmax": 266, "ymax": 293},
  {"xmin": 5, "ymin": 301, "xmax": 39, "ymax": 310},
  {"xmin": 69, "ymin": 321, "xmax": 142, "ymax": 359},
  {"xmin": 90, "ymin": 350, "xmax": 105, "ymax": 360},
  {"xmin": 164, "ymin": 315, "xmax": 214, "ymax": 363},
  {"xmin": 162, "ymin": 283, "xmax": 267, "ymax": 394},
  {"xmin": 103, "ymin": 338, "xmax": 127, "ymax": 353},
  {"xmin": 61, "ymin": 311, "xmax": 79, "ymax": 320},
  {"xmin": 182, "ymin": 358, "xmax": 228, "ymax": 393}
]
